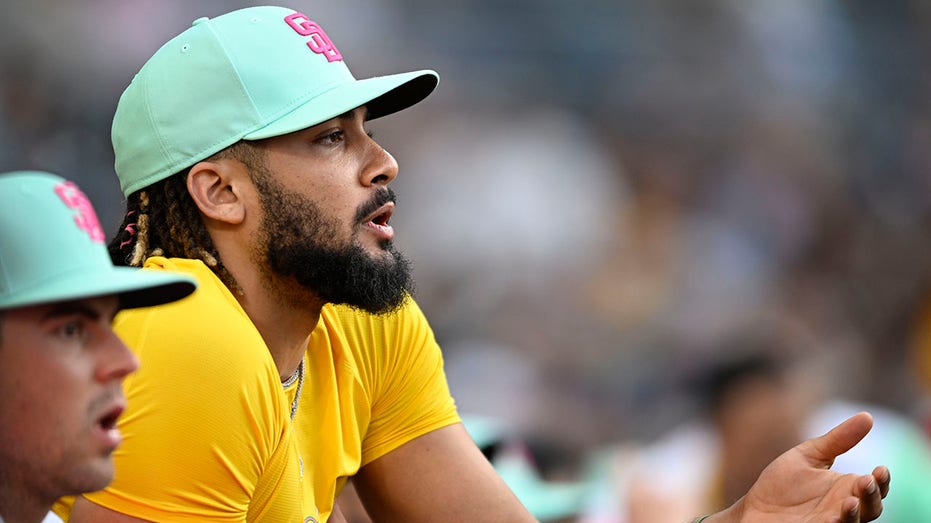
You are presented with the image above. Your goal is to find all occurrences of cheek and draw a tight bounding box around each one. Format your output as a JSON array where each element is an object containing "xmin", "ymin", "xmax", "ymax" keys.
[
  {"xmin": 1, "ymin": 357, "xmax": 94, "ymax": 426},
  {"xmin": 310, "ymin": 183, "xmax": 357, "ymax": 216},
  {"xmin": 0, "ymin": 335, "xmax": 90, "ymax": 435},
  {"xmin": 312, "ymin": 195, "xmax": 363, "ymax": 232},
  {"xmin": 0, "ymin": 372, "xmax": 59, "ymax": 445}
]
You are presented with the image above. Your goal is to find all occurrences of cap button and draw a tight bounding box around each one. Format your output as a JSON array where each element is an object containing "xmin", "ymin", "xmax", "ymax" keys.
[{"xmin": 192, "ymin": 16, "xmax": 210, "ymax": 26}]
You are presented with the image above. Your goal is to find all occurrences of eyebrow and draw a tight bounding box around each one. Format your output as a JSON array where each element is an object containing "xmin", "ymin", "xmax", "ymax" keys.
[{"xmin": 42, "ymin": 300, "xmax": 118, "ymax": 324}]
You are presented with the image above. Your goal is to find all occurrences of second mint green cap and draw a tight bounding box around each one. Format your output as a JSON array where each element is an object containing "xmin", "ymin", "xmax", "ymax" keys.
[
  {"xmin": 0, "ymin": 171, "xmax": 196, "ymax": 310},
  {"xmin": 113, "ymin": 5, "xmax": 439, "ymax": 196}
]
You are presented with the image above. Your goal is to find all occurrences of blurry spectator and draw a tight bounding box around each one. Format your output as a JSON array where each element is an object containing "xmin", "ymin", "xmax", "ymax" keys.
[{"xmin": 579, "ymin": 328, "xmax": 931, "ymax": 523}]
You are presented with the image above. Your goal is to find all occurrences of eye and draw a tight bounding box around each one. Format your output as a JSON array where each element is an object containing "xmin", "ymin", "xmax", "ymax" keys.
[
  {"xmin": 58, "ymin": 320, "xmax": 87, "ymax": 342},
  {"xmin": 316, "ymin": 130, "xmax": 345, "ymax": 145}
]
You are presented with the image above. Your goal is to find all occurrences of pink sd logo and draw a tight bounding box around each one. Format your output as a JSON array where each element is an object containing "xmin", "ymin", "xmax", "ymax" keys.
[
  {"xmin": 54, "ymin": 181, "xmax": 105, "ymax": 243},
  {"xmin": 284, "ymin": 13, "xmax": 342, "ymax": 63},
  {"xmin": 303, "ymin": 517, "xmax": 319, "ymax": 523}
]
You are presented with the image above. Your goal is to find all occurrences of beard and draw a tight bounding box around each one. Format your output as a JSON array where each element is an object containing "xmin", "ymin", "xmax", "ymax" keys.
[{"xmin": 252, "ymin": 172, "xmax": 414, "ymax": 315}]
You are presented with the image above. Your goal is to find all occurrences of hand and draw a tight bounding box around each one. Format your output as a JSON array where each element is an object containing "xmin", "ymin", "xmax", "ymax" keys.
[{"xmin": 711, "ymin": 411, "xmax": 890, "ymax": 522}]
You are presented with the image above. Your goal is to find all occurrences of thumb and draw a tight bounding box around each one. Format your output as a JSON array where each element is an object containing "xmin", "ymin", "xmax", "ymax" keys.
[{"xmin": 799, "ymin": 411, "xmax": 873, "ymax": 468}]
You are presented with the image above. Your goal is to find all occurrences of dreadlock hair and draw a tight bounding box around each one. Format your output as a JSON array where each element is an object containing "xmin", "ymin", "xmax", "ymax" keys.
[{"xmin": 107, "ymin": 141, "xmax": 267, "ymax": 294}]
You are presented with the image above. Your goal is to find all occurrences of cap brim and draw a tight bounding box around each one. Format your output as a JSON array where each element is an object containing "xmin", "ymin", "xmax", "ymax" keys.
[
  {"xmin": 0, "ymin": 266, "xmax": 196, "ymax": 311},
  {"xmin": 244, "ymin": 70, "xmax": 438, "ymax": 140}
]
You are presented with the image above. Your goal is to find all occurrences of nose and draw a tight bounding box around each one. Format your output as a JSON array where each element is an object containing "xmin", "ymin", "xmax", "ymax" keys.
[
  {"xmin": 360, "ymin": 137, "xmax": 399, "ymax": 187},
  {"xmin": 95, "ymin": 331, "xmax": 140, "ymax": 383}
]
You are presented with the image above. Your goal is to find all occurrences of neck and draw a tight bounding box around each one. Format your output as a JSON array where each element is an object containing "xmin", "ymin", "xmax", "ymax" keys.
[
  {"xmin": 0, "ymin": 487, "xmax": 51, "ymax": 523},
  {"xmin": 241, "ymin": 273, "xmax": 324, "ymax": 381},
  {"xmin": 215, "ymin": 243, "xmax": 324, "ymax": 382},
  {"xmin": 208, "ymin": 210, "xmax": 332, "ymax": 381}
]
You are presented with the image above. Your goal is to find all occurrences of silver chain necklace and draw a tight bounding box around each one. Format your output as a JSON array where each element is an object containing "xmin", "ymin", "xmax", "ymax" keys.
[{"xmin": 282, "ymin": 359, "xmax": 305, "ymax": 421}]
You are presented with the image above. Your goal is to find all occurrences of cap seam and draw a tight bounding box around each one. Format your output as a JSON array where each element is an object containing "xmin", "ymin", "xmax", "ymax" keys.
[
  {"xmin": 0, "ymin": 264, "xmax": 107, "ymax": 307},
  {"xmin": 245, "ymin": 79, "xmax": 348, "ymax": 136},
  {"xmin": 142, "ymin": 66, "xmax": 177, "ymax": 181},
  {"xmin": 207, "ymin": 20, "xmax": 264, "ymax": 129}
]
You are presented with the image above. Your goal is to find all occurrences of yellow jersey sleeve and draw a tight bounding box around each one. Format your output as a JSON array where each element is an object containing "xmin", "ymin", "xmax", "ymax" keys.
[{"xmin": 325, "ymin": 297, "xmax": 460, "ymax": 465}]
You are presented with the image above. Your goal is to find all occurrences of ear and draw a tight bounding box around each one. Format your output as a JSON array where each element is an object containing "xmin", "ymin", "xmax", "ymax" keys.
[{"xmin": 187, "ymin": 160, "xmax": 247, "ymax": 225}]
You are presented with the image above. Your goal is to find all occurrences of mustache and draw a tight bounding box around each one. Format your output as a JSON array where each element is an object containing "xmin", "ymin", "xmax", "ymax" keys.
[
  {"xmin": 88, "ymin": 387, "xmax": 124, "ymax": 421},
  {"xmin": 354, "ymin": 187, "xmax": 397, "ymax": 224}
]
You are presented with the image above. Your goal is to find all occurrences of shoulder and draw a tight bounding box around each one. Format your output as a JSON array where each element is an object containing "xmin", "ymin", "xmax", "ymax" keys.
[
  {"xmin": 119, "ymin": 256, "xmax": 282, "ymax": 415},
  {"xmin": 123, "ymin": 257, "xmax": 266, "ymax": 362},
  {"xmin": 322, "ymin": 296, "xmax": 431, "ymax": 338},
  {"xmin": 318, "ymin": 296, "xmax": 435, "ymax": 363}
]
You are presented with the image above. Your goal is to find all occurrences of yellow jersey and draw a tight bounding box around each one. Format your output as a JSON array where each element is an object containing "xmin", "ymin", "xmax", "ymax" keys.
[{"xmin": 55, "ymin": 257, "xmax": 459, "ymax": 522}]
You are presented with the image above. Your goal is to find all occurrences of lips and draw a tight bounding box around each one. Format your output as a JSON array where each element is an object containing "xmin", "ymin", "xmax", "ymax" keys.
[
  {"xmin": 363, "ymin": 202, "xmax": 394, "ymax": 227},
  {"xmin": 361, "ymin": 202, "xmax": 395, "ymax": 241},
  {"xmin": 94, "ymin": 400, "xmax": 126, "ymax": 450},
  {"xmin": 98, "ymin": 404, "xmax": 124, "ymax": 431}
]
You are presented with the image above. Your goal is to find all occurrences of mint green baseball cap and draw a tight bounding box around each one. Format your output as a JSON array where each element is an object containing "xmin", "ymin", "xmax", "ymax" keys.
[
  {"xmin": 0, "ymin": 171, "xmax": 196, "ymax": 310},
  {"xmin": 113, "ymin": 5, "xmax": 439, "ymax": 196},
  {"xmin": 462, "ymin": 415, "xmax": 593, "ymax": 521}
]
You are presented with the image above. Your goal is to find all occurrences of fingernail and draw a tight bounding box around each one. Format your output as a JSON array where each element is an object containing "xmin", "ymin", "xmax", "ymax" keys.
[{"xmin": 867, "ymin": 480, "xmax": 877, "ymax": 493}]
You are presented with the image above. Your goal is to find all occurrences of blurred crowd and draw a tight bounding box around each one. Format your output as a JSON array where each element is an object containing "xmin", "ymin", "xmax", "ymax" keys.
[{"xmin": 4, "ymin": 1, "xmax": 931, "ymax": 521}]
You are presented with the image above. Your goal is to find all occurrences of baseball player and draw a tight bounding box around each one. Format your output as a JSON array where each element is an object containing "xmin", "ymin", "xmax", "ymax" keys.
[{"xmin": 0, "ymin": 171, "xmax": 195, "ymax": 523}]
